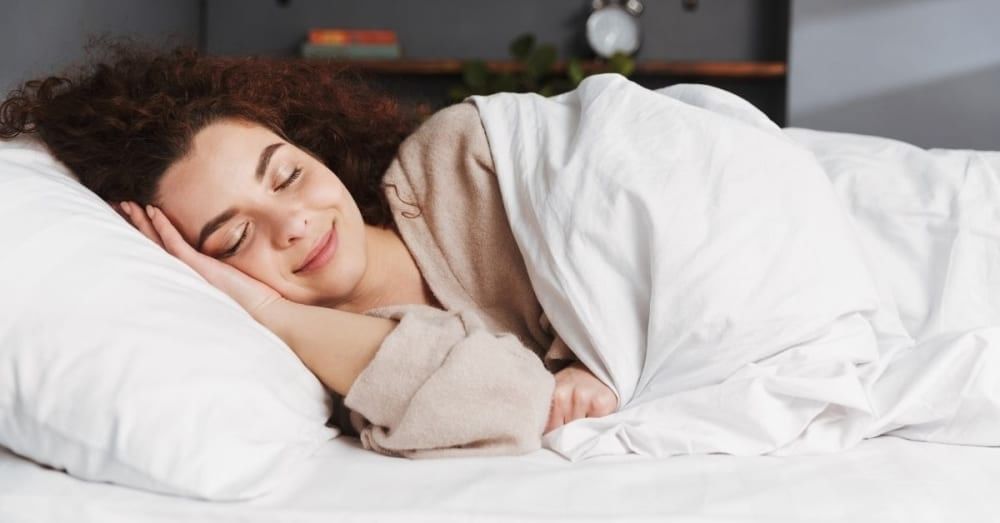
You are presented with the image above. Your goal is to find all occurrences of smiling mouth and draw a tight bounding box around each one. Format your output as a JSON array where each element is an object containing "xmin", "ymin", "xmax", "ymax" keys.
[{"xmin": 294, "ymin": 222, "xmax": 337, "ymax": 274}]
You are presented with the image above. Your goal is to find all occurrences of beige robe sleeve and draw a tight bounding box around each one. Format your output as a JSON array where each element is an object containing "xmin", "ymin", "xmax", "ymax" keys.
[{"xmin": 342, "ymin": 305, "xmax": 555, "ymax": 458}]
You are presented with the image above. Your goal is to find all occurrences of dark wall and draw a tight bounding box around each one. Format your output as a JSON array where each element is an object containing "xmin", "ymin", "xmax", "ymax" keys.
[
  {"xmin": 1, "ymin": 0, "xmax": 200, "ymax": 92},
  {"xmin": 204, "ymin": 0, "xmax": 789, "ymax": 121},
  {"xmin": 205, "ymin": 0, "xmax": 787, "ymax": 60}
]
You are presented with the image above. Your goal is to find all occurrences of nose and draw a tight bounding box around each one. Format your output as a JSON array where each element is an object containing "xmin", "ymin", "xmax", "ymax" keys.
[{"xmin": 275, "ymin": 209, "xmax": 308, "ymax": 249}]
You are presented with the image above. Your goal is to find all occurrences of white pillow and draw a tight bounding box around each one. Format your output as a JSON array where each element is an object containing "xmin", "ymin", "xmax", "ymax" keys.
[{"xmin": 0, "ymin": 138, "xmax": 337, "ymax": 500}]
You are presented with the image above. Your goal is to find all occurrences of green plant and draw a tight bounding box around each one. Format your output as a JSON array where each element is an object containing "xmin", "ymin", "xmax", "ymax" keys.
[{"xmin": 449, "ymin": 33, "xmax": 636, "ymax": 102}]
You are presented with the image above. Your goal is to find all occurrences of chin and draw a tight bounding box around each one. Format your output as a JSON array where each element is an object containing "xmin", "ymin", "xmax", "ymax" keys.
[{"xmin": 309, "ymin": 273, "xmax": 365, "ymax": 309}]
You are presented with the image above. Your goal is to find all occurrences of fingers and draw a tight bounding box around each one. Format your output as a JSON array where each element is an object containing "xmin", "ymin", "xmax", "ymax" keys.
[
  {"xmin": 590, "ymin": 393, "xmax": 618, "ymax": 418},
  {"xmin": 545, "ymin": 387, "xmax": 590, "ymax": 434},
  {"xmin": 115, "ymin": 202, "xmax": 200, "ymax": 268},
  {"xmin": 111, "ymin": 202, "xmax": 130, "ymax": 222},
  {"xmin": 144, "ymin": 205, "xmax": 205, "ymax": 269},
  {"xmin": 545, "ymin": 391, "xmax": 568, "ymax": 434},
  {"xmin": 544, "ymin": 364, "xmax": 620, "ymax": 434},
  {"xmin": 144, "ymin": 206, "xmax": 182, "ymax": 252},
  {"xmin": 571, "ymin": 391, "xmax": 591, "ymax": 422},
  {"xmin": 117, "ymin": 201, "xmax": 164, "ymax": 248}
]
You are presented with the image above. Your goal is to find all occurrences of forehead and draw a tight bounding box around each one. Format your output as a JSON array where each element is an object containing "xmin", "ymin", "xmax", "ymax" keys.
[
  {"xmin": 156, "ymin": 119, "xmax": 285, "ymax": 245},
  {"xmin": 185, "ymin": 119, "xmax": 281, "ymax": 166}
]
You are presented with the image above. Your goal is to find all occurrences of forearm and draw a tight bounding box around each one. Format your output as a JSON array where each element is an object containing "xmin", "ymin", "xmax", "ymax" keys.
[{"xmin": 253, "ymin": 298, "xmax": 397, "ymax": 396}]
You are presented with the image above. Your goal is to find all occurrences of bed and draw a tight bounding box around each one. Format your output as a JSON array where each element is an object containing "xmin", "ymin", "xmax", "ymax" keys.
[
  {"xmin": 3, "ymin": 79, "xmax": 1000, "ymax": 521},
  {"xmin": 1, "ymin": 435, "xmax": 996, "ymax": 522}
]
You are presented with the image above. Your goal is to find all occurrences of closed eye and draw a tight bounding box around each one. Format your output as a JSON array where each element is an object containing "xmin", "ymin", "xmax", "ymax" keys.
[
  {"xmin": 219, "ymin": 223, "xmax": 250, "ymax": 259},
  {"xmin": 218, "ymin": 167, "xmax": 301, "ymax": 259},
  {"xmin": 218, "ymin": 167, "xmax": 302, "ymax": 260},
  {"xmin": 276, "ymin": 167, "xmax": 302, "ymax": 191}
]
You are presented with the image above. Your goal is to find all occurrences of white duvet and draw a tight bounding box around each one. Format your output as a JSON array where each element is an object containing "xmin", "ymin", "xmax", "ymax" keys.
[{"xmin": 471, "ymin": 74, "xmax": 1000, "ymax": 460}]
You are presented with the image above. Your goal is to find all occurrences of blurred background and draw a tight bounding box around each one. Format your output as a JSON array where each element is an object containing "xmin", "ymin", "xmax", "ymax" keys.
[{"xmin": 1, "ymin": 0, "xmax": 997, "ymax": 149}]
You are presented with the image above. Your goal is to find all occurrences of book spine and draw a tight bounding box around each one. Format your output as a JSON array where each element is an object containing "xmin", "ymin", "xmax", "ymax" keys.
[
  {"xmin": 308, "ymin": 29, "xmax": 398, "ymax": 45},
  {"xmin": 300, "ymin": 42, "xmax": 402, "ymax": 59}
]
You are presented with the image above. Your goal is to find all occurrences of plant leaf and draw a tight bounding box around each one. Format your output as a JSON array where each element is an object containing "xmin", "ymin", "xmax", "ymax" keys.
[
  {"xmin": 525, "ymin": 44, "xmax": 557, "ymax": 80},
  {"xmin": 448, "ymin": 85, "xmax": 471, "ymax": 102},
  {"xmin": 461, "ymin": 60, "xmax": 489, "ymax": 90},
  {"xmin": 548, "ymin": 78, "xmax": 573, "ymax": 94},
  {"xmin": 509, "ymin": 33, "xmax": 536, "ymax": 61},
  {"xmin": 567, "ymin": 58, "xmax": 585, "ymax": 85},
  {"xmin": 493, "ymin": 73, "xmax": 519, "ymax": 93},
  {"xmin": 608, "ymin": 52, "xmax": 636, "ymax": 77}
]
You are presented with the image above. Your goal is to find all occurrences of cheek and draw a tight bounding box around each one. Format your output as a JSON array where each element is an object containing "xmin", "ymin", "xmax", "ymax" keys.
[
  {"xmin": 231, "ymin": 246, "xmax": 324, "ymax": 304},
  {"xmin": 227, "ymin": 251, "xmax": 286, "ymax": 292},
  {"xmin": 306, "ymin": 172, "xmax": 348, "ymax": 206}
]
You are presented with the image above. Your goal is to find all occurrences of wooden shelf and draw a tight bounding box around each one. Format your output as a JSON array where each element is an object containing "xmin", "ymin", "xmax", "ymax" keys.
[{"xmin": 314, "ymin": 59, "xmax": 786, "ymax": 78}]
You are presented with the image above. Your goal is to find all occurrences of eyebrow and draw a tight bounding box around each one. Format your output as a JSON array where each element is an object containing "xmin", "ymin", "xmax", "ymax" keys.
[{"xmin": 196, "ymin": 142, "xmax": 284, "ymax": 252}]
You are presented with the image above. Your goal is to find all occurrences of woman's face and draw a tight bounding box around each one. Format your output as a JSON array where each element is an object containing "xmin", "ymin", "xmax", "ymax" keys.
[{"xmin": 156, "ymin": 118, "xmax": 368, "ymax": 307}]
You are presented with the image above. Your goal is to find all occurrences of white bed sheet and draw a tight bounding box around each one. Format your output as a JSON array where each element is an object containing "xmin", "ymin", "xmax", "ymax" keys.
[{"xmin": 1, "ymin": 436, "xmax": 997, "ymax": 522}]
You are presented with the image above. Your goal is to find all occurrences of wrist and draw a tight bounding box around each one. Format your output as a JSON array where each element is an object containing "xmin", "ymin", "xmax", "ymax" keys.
[
  {"xmin": 250, "ymin": 296, "xmax": 296, "ymax": 343},
  {"xmin": 243, "ymin": 298, "xmax": 396, "ymax": 395}
]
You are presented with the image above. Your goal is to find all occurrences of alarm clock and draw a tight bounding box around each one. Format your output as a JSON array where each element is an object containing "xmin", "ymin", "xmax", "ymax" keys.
[{"xmin": 586, "ymin": 0, "xmax": 644, "ymax": 58}]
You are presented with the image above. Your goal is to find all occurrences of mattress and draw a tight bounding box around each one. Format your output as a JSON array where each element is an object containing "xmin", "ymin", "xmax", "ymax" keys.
[{"xmin": 1, "ymin": 435, "xmax": 997, "ymax": 522}]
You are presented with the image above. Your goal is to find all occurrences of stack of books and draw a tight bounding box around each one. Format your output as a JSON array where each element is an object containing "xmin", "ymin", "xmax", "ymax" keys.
[{"xmin": 300, "ymin": 29, "xmax": 401, "ymax": 59}]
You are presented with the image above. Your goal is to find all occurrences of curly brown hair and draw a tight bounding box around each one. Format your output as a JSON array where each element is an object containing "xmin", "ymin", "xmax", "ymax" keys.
[{"xmin": 0, "ymin": 40, "xmax": 422, "ymax": 227}]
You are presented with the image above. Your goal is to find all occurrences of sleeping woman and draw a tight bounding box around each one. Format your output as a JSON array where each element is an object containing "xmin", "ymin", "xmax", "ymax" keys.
[{"xmin": 0, "ymin": 44, "xmax": 618, "ymax": 457}]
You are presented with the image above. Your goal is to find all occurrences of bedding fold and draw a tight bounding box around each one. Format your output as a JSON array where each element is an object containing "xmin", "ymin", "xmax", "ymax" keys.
[{"xmin": 472, "ymin": 75, "xmax": 1000, "ymax": 460}]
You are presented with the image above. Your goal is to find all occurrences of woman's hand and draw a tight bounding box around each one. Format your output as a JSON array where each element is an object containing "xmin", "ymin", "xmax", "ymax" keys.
[
  {"xmin": 545, "ymin": 361, "xmax": 619, "ymax": 433},
  {"xmin": 115, "ymin": 201, "xmax": 284, "ymax": 320}
]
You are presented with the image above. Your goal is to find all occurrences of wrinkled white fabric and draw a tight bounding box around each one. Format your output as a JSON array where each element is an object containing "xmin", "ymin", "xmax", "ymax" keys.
[
  {"xmin": 788, "ymin": 128, "xmax": 1000, "ymax": 449},
  {"xmin": 472, "ymin": 75, "xmax": 1000, "ymax": 460}
]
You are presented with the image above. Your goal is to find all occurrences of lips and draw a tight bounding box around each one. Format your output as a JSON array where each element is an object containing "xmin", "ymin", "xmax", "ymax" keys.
[{"xmin": 295, "ymin": 224, "xmax": 337, "ymax": 274}]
